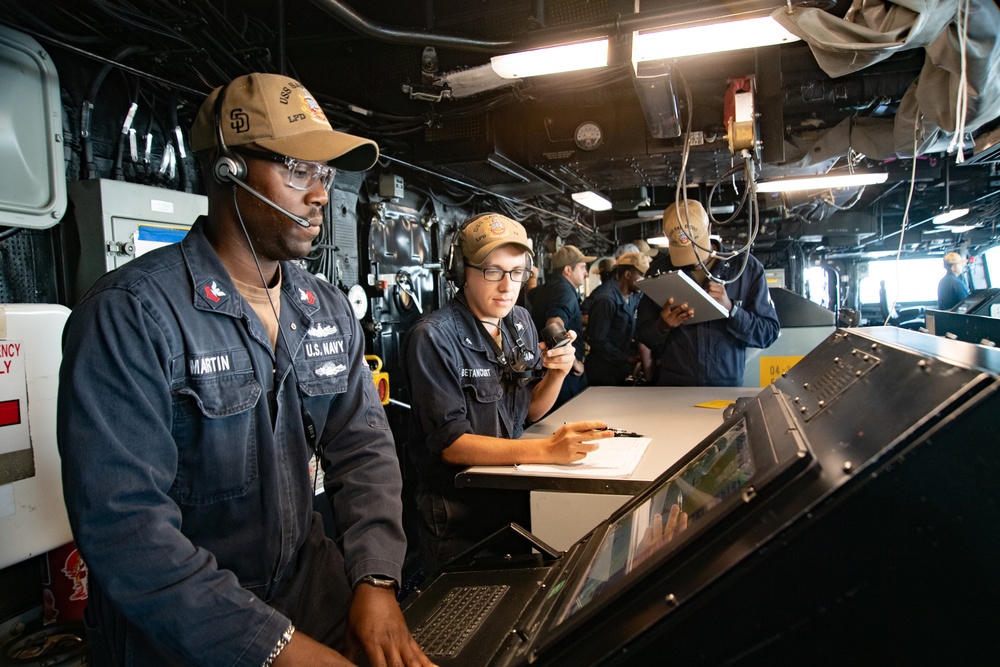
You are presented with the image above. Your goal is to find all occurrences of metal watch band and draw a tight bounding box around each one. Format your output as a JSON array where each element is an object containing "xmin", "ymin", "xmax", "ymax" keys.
[{"xmin": 358, "ymin": 574, "xmax": 399, "ymax": 591}]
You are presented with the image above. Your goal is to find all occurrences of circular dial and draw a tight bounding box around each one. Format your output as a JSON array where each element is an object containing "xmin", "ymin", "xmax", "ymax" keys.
[
  {"xmin": 574, "ymin": 121, "xmax": 604, "ymax": 151},
  {"xmin": 347, "ymin": 284, "xmax": 368, "ymax": 320}
]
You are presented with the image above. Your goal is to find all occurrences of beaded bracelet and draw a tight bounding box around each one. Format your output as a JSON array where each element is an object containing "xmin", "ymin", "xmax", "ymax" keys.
[{"xmin": 263, "ymin": 624, "xmax": 295, "ymax": 667}]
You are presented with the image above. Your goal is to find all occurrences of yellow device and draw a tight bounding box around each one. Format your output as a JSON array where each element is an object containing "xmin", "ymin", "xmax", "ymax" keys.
[{"xmin": 365, "ymin": 355, "xmax": 390, "ymax": 405}]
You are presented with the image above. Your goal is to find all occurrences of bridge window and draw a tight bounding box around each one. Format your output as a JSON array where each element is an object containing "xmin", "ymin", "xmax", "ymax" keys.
[
  {"xmin": 983, "ymin": 246, "xmax": 1000, "ymax": 287},
  {"xmin": 859, "ymin": 258, "xmax": 942, "ymax": 305}
]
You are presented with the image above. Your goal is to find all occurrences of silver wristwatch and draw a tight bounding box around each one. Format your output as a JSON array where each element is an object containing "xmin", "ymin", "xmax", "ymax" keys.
[{"xmin": 357, "ymin": 574, "xmax": 399, "ymax": 592}]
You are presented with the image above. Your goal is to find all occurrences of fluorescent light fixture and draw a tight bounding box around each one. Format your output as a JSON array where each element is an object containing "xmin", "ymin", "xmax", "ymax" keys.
[
  {"xmin": 939, "ymin": 224, "xmax": 978, "ymax": 233},
  {"xmin": 646, "ymin": 236, "xmax": 670, "ymax": 246},
  {"xmin": 572, "ymin": 191, "xmax": 613, "ymax": 211},
  {"xmin": 491, "ymin": 39, "xmax": 609, "ymax": 79},
  {"xmin": 632, "ymin": 16, "xmax": 800, "ymax": 65},
  {"xmin": 932, "ymin": 207, "xmax": 970, "ymax": 225},
  {"xmin": 755, "ymin": 172, "xmax": 889, "ymax": 193}
]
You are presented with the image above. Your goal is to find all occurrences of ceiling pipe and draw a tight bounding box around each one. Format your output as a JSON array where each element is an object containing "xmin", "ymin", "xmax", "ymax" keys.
[
  {"xmin": 530, "ymin": 0, "xmax": 546, "ymax": 29},
  {"xmin": 305, "ymin": 0, "xmax": 513, "ymax": 52},
  {"xmin": 306, "ymin": 0, "xmax": 790, "ymax": 54}
]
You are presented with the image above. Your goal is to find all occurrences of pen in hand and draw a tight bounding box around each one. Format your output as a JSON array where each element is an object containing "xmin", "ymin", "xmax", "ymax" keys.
[{"xmin": 594, "ymin": 426, "xmax": 644, "ymax": 437}]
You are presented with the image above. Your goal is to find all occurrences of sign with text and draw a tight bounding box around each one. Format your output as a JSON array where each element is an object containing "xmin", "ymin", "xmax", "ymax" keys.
[
  {"xmin": 0, "ymin": 340, "xmax": 30, "ymax": 456},
  {"xmin": 760, "ymin": 355, "xmax": 803, "ymax": 387}
]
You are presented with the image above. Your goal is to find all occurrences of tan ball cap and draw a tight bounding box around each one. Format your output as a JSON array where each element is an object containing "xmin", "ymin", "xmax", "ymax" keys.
[
  {"xmin": 459, "ymin": 213, "xmax": 534, "ymax": 265},
  {"xmin": 191, "ymin": 73, "xmax": 379, "ymax": 171},
  {"xmin": 662, "ymin": 200, "xmax": 711, "ymax": 266},
  {"xmin": 551, "ymin": 245, "xmax": 597, "ymax": 270},
  {"xmin": 616, "ymin": 251, "xmax": 650, "ymax": 274}
]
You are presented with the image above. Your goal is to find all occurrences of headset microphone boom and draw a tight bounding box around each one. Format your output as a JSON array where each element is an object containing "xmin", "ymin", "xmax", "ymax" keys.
[{"xmin": 221, "ymin": 166, "xmax": 313, "ymax": 229}]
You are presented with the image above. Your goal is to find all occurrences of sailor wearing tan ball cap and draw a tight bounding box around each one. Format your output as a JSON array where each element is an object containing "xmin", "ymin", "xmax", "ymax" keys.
[
  {"xmin": 635, "ymin": 198, "xmax": 779, "ymax": 386},
  {"xmin": 59, "ymin": 72, "xmax": 435, "ymax": 667},
  {"xmin": 530, "ymin": 244, "xmax": 598, "ymax": 408},
  {"xmin": 585, "ymin": 251, "xmax": 650, "ymax": 386},
  {"xmin": 404, "ymin": 214, "xmax": 613, "ymax": 570},
  {"xmin": 938, "ymin": 251, "xmax": 970, "ymax": 310}
]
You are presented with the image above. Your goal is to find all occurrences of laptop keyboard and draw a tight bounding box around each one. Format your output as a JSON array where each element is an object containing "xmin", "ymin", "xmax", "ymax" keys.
[{"xmin": 411, "ymin": 584, "xmax": 510, "ymax": 658}]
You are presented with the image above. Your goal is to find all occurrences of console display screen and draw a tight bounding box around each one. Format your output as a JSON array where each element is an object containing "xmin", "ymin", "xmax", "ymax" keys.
[{"xmin": 558, "ymin": 417, "xmax": 754, "ymax": 622}]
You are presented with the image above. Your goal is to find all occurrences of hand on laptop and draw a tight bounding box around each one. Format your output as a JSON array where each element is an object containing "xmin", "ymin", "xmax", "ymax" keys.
[{"xmin": 346, "ymin": 585, "xmax": 438, "ymax": 667}]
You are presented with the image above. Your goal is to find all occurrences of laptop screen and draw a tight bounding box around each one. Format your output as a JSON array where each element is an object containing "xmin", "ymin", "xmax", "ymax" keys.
[{"xmin": 555, "ymin": 415, "xmax": 754, "ymax": 623}]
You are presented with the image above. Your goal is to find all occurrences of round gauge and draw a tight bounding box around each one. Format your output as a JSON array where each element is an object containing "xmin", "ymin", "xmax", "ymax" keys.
[
  {"xmin": 347, "ymin": 284, "xmax": 368, "ymax": 320},
  {"xmin": 574, "ymin": 121, "xmax": 604, "ymax": 151}
]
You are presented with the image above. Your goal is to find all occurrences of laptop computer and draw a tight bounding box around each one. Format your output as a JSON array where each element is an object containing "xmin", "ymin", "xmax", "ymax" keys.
[{"xmin": 402, "ymin": 384, "xmax": 816, "ymax": 667}]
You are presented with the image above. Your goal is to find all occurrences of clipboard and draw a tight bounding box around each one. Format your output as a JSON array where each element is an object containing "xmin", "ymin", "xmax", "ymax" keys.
[{"xmin": 638, "ymin": 270, "xmax": 730, "ymax": 324}]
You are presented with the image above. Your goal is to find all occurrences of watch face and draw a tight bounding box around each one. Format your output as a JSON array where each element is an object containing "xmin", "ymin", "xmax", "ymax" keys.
[
  {"xmin": 575, "ymin": 121, "xmax": 603, "ymax": 151},
  {"xmin": 348, "ymin": 284, "xmax": 368, "ymax": 320}
]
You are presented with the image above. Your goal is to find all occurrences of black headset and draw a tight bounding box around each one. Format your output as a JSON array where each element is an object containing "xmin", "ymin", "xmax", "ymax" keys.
[
  {"xmin": 445, "ymin": 215, "xmax": 476, "ymax": 288},
  {"xmin": 446, "ymin": 213, "xmax": 533, "ymax": 288},
  {"xmin": 212, "ymin": 80, "xmax": 248, "ymax": 184}
]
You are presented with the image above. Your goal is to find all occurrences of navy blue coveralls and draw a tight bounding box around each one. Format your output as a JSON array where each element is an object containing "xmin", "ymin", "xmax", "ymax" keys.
[
  {"xmin": 636, "ymin": 250, "xmax": 780, "ymax": 386},
  {"xmin": 530, "ymin": 274, "xmax": 588, "ymax": 405},
  {"xmin": 404, "ymin": 294, "xmax": 540, "ymax": 571},
  {"xmin": 937, "ymin": 271, "xmax": 969, "ymax": 310},
  {"xmin": 57, "ymin": 218, "xmax": 405, "ymax": 666},
  {"xmin": 586, "ymin": 281, "xmax": 639, "ymax": 386}
]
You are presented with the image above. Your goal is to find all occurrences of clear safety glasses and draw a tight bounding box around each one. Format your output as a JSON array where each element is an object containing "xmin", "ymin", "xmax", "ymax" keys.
[
  {"xmin": 238, "ymin": 149, "xmax": 336, "ymax": 191},
  {"xmin": 281, "ymin": 156, "xmax": 336, "ymax": 191}
]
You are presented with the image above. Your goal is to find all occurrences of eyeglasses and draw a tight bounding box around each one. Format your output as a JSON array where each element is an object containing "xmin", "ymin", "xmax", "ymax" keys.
[
  {"xmin": 281, "ymin": 156, "xmax": 336, "ymax": 191},
  {"xmin": 238, "ymin": 149, "xmax": 336, "ymax": 191},
  {"xmin": 467, "ymin": 265, "xmax": 532, "ymax": 283}
]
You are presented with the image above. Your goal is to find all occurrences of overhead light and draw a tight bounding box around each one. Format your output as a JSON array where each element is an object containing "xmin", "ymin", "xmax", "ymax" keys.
[
  {"xmin": 926, "ymin": 223, "xmax": 978, "ymax": 234},
  {"xmin": 632, "ymin": 16, "xmax": 800, "ymax": 66},
  {"xmin": 646, "ymin": 236, "xmax": 670, "ymax": 246},
  {"xmin": 491, "ymin": 39, "xmax": 609, "ymax": 79},
  {"xmin": 938, "ymin": 224, "xmax": 978, "ymax": 233},
  {"xmin": 932, "ymin": 207, "xmax": 971, "ymax": 225},
  {"xmin": 572, "ymin": 191, "xmax": 613, "ymax": 211},
  {"xmin": 632, "ymin": 60, "xmax": 682, "ymax": 139},
  {"xmin": 932, "ymin": 160, "xmax": 969, "ymax": 225},
  {"xmin": 755, "ymin": 172, "xmax": 889, "ymax": 193}
]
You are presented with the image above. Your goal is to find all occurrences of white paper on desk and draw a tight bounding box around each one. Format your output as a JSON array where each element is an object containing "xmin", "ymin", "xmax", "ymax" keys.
[{"xmin": 514, "ymin": 437, "xmax": 651, "ymax": 478}]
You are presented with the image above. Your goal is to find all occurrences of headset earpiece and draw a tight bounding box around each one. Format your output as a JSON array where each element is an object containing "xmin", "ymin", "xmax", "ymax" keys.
[
  {"xmin": 213, "ymin": 154, "xmax": 244, "ymax": 183},
  {"xmin": 447, "ymin": 239, "xmax": 465, "ymax": 288},
  {"xmin": 212, "ymin": 82, "xmax": 246, "ymax": 184},
  {"xmin": 447, "ymin": 216, "xmax": 479, "ymax": 289}
]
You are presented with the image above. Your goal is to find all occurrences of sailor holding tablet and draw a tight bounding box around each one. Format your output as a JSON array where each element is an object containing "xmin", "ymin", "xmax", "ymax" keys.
[{"xmin": 637, "ymin": 199, "xmax": 779, "ymax": 386}]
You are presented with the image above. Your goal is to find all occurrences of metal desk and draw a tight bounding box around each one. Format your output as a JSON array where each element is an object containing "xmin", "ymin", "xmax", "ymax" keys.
[{"xmin": 456, "ymin": 385, "xmax": 760, "ymax": 549}]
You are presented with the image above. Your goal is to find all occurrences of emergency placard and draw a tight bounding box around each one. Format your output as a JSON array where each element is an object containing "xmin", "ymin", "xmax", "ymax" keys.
[{"xmin": 0, "ymin": 340, "xmax": 30, "ymax": 456}]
